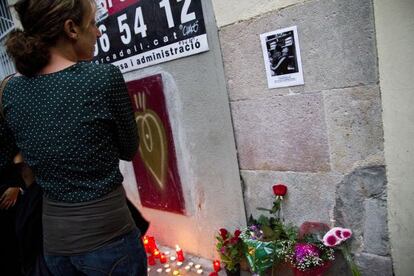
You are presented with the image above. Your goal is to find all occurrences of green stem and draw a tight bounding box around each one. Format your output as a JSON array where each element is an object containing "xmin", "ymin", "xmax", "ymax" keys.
[{"xmin": 340, "ymin": 245, "xmax": 361, "ymax": 276}]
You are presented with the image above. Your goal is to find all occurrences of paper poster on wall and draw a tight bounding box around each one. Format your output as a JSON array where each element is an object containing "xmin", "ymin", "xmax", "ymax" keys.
[
  {"xmin": 260, "ymin": 26, "xmax": 304, "ymax": 89},
  {"xmin": 127, "ymin": 75, "xmax": 185, "ymax": 214},
  {"xmin": 93, "ymin": 0, "xmax": 209, "ymax": 73}
]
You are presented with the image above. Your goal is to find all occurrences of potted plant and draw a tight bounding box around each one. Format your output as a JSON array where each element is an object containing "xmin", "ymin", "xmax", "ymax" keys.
[{"xmin": 215, "ymin": 228, "xmax": 244, "ymax": 276}]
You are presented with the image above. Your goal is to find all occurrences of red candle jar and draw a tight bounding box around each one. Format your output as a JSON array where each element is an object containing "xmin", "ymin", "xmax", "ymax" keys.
[
  {"xmin": 213, "ymin": 260, "xmax": 221, "ymax": 272},
  {"xmin": 175, "ymin": 245, "xmax": 185, "ymax": 262},
  {"xmin": 148, "ymin": 236, "xmax": 157, "ymax": 252},
  {"xmin": 142, "ymin": 236, "xmax": 151, "ymax": 253},
  {"xmin": 153, "ymin": 249, "xmax": 161, "ymax": 259},
  {"xmin": 160, "ymin": 253, "xmax": 167, "ymax": 264},
  {"xmin": 148, "ymin": 255, "xmax": 156, "ymax": 266}
]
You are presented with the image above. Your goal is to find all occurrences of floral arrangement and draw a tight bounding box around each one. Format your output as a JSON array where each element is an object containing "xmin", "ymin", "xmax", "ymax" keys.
[
  {"xmin": 215, "ymin": 182, "xmax": 361, "ymax": 276},
  {"xmin": 277, "ymin": 238, "xmax": 335, "ymax": 273},
  {"xmin": 215, "ymin": 228, "xmax": 244, "ymax": 272},
  {"xmin": 240, "ymin": 182, "xmax": 298, "ymax": 275},
  {"xmin": 322, "ymin": 227, "xmax": 361, "ymax": 276}
]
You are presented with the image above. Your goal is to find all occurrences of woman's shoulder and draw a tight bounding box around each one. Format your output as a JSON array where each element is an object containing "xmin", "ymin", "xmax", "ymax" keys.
[{"xmin": 77, "ymin": 62, "xmax": 121, "ymax": 75}]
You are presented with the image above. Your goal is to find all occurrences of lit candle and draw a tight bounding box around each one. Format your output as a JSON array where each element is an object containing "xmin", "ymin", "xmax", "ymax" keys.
[
  {"xmin": 153, "ymin": 249, "xmax": 160, "ymax": 259},
  {"xmin": 188, "ymin": 262, "xmax": 194, "ymax": 267},
  {"xmin": 195, "ymin": 264, "xmax": 201, "ymax": 269},
  {"xmin": 156, "ymin": 268, "xmax": 163, "ymax": 273},
  {"xmin": 175, "ymin": 245, "xmax": 185, "ymax": 262},
  {"xmin": 165, "ymin": 268, "xmax": 171, "ymax": 273},
  {"xmin": 196, "ymin": 269, "xmax": 203, "ymax": 274},
  {"xmin": 184, "ymin": 265, "xmax": 191, "ymax": 271},
  {"xmin": 173, "ymin": 270, "xmax": 180, "ymax": 276},
  {"xmin": 148, "ymin": 236, "xmax": 157, "ymax": 252},
  {"xmin": 148, "ymin": 255, "xmax": 156, "ymax": 266},
  {"xmin": 143, "ymin": 236, "xmax": 150, "ymax": 252},
  {"xmin": 176, "ymin": 262, "xmax": 183, "ymax": 267},
  {"xmin": 160, "ymin": 253, "xmax": 167, "ymax": 264},
  {"xmin": 213, "ymin": 260, "xmax": 221, "ymax": 272},
  {"xmin": 164, "ymin": 264, "xmax": 170, "ymax": 268},
  {"xmin": 170, "ymin": 256, "xmax": 176, "ymax": 261}
]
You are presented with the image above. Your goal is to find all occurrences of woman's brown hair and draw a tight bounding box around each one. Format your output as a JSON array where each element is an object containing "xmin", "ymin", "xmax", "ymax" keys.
[{"xmin": 5, "ymin": 0, "xmax": 93, "ymax": 77}]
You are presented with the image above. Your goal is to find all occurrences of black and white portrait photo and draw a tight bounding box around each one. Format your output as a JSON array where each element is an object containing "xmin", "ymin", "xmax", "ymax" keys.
[{"xmin": 260, "ymin": 26, "xmax": 304, "ymax": 89}]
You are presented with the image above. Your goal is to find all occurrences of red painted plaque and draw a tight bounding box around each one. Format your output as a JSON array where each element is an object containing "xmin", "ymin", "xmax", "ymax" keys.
[{"xmin": 127, "ymin": 75, "xmax": 185, "ymax": 214}]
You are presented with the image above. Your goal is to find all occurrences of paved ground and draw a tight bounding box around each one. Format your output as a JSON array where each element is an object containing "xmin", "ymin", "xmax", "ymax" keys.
[{"xmin": 147, "ymin": 245, "xmax": 227, "ymax": 276}]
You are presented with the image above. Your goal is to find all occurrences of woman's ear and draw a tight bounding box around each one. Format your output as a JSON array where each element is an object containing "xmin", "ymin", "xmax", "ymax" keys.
[{"xmin": 63, "ymin": 19, "xmax": 79, "ymax": 40}]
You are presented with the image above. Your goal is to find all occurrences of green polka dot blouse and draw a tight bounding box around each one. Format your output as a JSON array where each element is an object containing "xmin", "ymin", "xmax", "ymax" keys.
[{"xmin": 0, "ymin": 62, "xmax": 138, "ymax": 203}]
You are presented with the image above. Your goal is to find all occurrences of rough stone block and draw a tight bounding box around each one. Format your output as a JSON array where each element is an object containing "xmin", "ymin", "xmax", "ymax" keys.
[
  {"xmin": 219, "ymin": 0, "xmax": 378, "ymax": 101},
  {"xmin": 231, "ymin": 93, "xmax": 330, "ymax": 172},
  {"xmin": 363, "ymin": 199, "xmax": 390, "ymax": 255},
  {"xmin": 323, "ymin": 86, "xmax": 384, "ymax": 173},
  {"xmin": 334, "ymin": 166, "xmax": 387, "ymax": 252},
  {"xmin": 356, "ymin": 253, "xmax": 393, "ymax": 276},
  {"xmin": 241, "ymin": 170, "xmax": 341, "ymax": 226}
]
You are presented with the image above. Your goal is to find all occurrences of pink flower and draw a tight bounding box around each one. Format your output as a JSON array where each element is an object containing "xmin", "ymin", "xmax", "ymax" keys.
[
  {"xmin": 294, "ymin": 243, "xmax": 320, "ymax": 262},
  {"xmin": 323, "ymin": 227, "xmax": 353, "ymax": 247},
  {"xmin": 334, "ymin": 229, "xmax": 342, "ymax": 238},
  {"xmin": 323, "ymin": 234, "xmax": 339, "ymax": 247},
  {"xmin": 341, "ymin": 228, "xmax": 352, "ymax": 240}
]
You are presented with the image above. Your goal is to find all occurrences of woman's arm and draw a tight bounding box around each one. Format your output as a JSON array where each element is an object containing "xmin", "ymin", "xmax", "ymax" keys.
[
  {"xmin": 0, "ymin": 154, "xmax": 24, "ymax": 210},
  {"xmin": 107, "ymin": 66, "xmax": 139, "ymax": 161},
  {"xmin": 0, "ymin": 187, "xmax": 20, "ymax": 210}
]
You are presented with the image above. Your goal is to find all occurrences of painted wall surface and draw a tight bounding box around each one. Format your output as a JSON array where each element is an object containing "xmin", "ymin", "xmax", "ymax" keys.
[
  {"xmin": 374, "ymin": 0, "xmax": 414, "ymax": 275},
  {"xmin": 219, "ymin": 0, "xmax": 392, "ymax": 274},
  {"xmin": 211, "ymin": 0, "xmax": 308, "ymax": 27},
  {"xmin": 121, "ymin": 0, "xmax": 246, "ymax": 259}
]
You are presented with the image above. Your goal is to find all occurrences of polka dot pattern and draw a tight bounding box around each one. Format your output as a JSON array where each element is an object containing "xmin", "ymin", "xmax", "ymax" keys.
[{"xmin": 0, "ymin": 62, "xmax": 138, "ymax": 203}]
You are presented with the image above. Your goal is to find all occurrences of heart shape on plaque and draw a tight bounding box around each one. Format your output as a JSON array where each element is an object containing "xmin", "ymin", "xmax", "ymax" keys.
[{"xmin": 135, "ymin": 109, "xmax": 168, "ymax": 191}]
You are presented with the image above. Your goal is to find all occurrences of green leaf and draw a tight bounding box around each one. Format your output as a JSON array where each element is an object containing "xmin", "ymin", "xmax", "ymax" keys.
[
  {"xmin": 257, "ymin": 207, "xmax": 273, "ymax": 213},
  {"xmin": 258, "ymin": 215, "xmax": 270, "ymax": 226},
  {"xmin": 248, "ymin": 215, "xmax": 257, "ymax": 226}
]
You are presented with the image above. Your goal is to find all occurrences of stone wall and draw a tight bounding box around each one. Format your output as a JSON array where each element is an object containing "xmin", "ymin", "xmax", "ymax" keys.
[{"xmin": 218, "ymin": 0, "xmax": 392, "ymax": 274}]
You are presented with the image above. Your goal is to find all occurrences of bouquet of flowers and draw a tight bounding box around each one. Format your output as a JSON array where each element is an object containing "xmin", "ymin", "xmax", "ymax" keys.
[
  {"xmin": 276, "ymin": 223, "xmax": 360, "ymax": 276},
  {"xmin": 277, "ymin": 239, "xmax": 335, "ymax": 276},
  {"xmin": 322, "ymin": 227, "xmax": 361, "ymax": 276},
  {"xmin": 215, "ymin": 182, "xmax": 361, "ymax": 276},
  {"xmin": 240, "ymin": 183, "xmax": 298, "ymax": 275},
  {"xmin": 215, "ymin": 228, "xmax": 244, "ymax": 273}
]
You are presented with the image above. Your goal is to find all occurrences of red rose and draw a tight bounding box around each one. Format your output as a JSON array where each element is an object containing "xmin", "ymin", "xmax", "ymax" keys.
[
  {"xmin": 272, "ymin": 184, "xmax": 287, "ymax": 196},
  {"xmin": 234, "ymin": 229, "xmax": 241, "ymax": 238},
  {"xmin": 230, "ymin": 237, "xmax": 239, "ymax": 245},
  {"xmin": 219, "ymin": 228, "xmax": 228, "ymax": 239}
]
